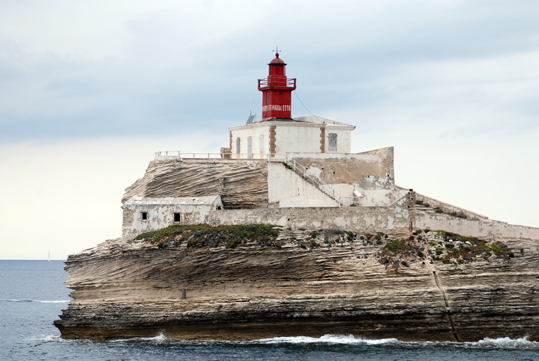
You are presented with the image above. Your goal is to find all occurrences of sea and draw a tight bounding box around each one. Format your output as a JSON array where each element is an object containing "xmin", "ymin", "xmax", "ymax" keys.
[{"xmin": 1, "ymin": 260, "xmax": 538, "ymax": 361}]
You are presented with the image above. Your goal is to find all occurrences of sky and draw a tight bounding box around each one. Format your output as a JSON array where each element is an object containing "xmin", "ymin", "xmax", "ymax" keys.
[{"xmin": 1, "ymin": 0, "xmax": 538, "ymax": 259}]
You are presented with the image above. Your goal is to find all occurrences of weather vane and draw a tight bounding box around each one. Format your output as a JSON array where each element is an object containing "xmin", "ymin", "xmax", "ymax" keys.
[{"xmin": 273, "ymin": 46, "xmax": 280, "ymax": 56}]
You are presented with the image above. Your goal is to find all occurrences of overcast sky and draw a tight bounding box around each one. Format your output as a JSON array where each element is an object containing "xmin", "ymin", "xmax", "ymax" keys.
[{"xmin": 1, "ymin": 0, "xmax": 538, "ymax": 259}]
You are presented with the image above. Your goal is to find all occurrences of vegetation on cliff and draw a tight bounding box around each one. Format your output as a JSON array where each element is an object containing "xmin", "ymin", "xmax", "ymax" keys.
[
  {"xmin": 380, "ymin": 230, "xmax": 515, "ymax": 270},
  {"xmin": 132, "ymin": 225, "xmax": 514, "ymax": 272},
  {"xmin": 134, "ymin": 224, "xmax": 280, "ymax": 249}
]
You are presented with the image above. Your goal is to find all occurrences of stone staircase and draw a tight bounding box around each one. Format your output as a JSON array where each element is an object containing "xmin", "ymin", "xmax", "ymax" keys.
[
  {"xmin": 415, "ymin": 205, "xmax": 439, "ymax": 215},
  {"xmin": 283, "ymin": 155, "xmax": 345, "ymax": 206}
]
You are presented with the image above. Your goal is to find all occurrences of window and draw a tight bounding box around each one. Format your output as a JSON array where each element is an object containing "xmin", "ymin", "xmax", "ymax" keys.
[
  {"xmin": 174, "ymin": 213, "xmax": 181, "ymax": 222},
  {"xmin": 247, "ymin": 136, "xmax": 253, "ymax": 159},
  {"xmin": 328, "ymin": 133, "xmax": 338, "ymax": 151},
  {"xmin": 259, "ymin": 134, "xmax": 264, "ymax": 152},
  {"xmin": 141, "ymin": 212, "xmax": 148, "ymax": 221},
  {"xmin": 236, "ymin": 137, "xmax": 241, "ymax": 154}
]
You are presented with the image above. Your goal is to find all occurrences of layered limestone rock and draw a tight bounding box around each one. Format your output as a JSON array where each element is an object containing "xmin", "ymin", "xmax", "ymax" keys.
[
  {"xmin": 123, "ymin": 159, "xmax": 268, "ymax": 209},
  {"xmin": 54, "ymin": 227, "xmax": 539, "ymax": 341}
]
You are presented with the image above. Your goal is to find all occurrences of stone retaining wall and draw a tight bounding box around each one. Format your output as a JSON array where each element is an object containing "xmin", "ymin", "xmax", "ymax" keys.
[{"xmin": 416, "ymin": 212, "xmax": 539, "ymax": 240}]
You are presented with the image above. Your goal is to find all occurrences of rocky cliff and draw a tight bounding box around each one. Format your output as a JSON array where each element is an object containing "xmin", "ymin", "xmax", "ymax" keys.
[
  {"xmin": 123, "ymin": 159, "xmax": 268, "ymax": 209},
  {"xmin": 55, "ymin": 226, "xmax": 539, "ymax": 341}
]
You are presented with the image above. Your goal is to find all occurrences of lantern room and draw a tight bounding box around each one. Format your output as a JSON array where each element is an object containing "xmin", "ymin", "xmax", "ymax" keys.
[{"xmin": 258, "ymin": 52, "xmax": 296, "ymax": 119}]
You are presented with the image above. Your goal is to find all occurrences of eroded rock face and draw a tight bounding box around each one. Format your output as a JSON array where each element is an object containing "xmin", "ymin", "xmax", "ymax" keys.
[
  {"xmin": 123, "ymin": 159, "xmax": 268, "ymax": 209},
  {"xmin": 55, "ymin": 230, "xmax": 539, "ymax": 341}
]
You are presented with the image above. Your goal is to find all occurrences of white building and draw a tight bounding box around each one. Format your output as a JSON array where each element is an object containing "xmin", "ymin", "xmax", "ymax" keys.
[{"xmin": 228, "ymin": 115, "xmax": 355, "ymax": 159}]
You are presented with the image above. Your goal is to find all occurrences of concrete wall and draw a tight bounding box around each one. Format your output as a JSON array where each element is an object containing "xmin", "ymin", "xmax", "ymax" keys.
[
  {"xmin": 291, "ymin": 147, "xmax": 394, "ymax": 189},
  {"xmin": 267, "ymin": 162, "xmax": 337, "ymax": 207},
  {"xmin": 123, "ymin": 203, "xmax": 217, "ymax": 239},
  {"xmin": 229, "ymin": 125, "xmax": 270, "ymax": 159},
  {"xmin": 324, "ymin": 126, "xmax": 351, "ymax": 153},
  {"xmin": 412, "ymin": 191, "xmax": 488, "ymax": 221},
  {"xmin": 355, "ymin": 188, "xmax": 408, "ymax": 207},
  {"xmin": 274, "ymin": 123, "xmax": 322, "ymax": 154},
  {"xmin": 416, "ymin": 212, "xmax": 539, "ymax": 241},
  {"xmin": 284, "ymin": 148, "xmax": 398, "ymax": 206},
  {"xmin": 229, "ymin": 121, "xmax": 353, "ymax": 157},
  {"xmin": 128, "ymin": 195, "xmax": 409, "ymax": 236}
]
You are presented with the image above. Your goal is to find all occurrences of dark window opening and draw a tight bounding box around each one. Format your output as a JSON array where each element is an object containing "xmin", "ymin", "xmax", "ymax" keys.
[
  {"xmin": 217, "ymin": 206, "xmax": 222, "ymax": 210},
  {"xmin": 174, "ymin": 213, "xmax": 181, "ymax": 222},
  {"xmin": 141, "ymin": 212, "xmax": 148, "ymax": 220},
  {"xmin": 328, "ymin": 133, "xmax": 338, "ymax": 151}
]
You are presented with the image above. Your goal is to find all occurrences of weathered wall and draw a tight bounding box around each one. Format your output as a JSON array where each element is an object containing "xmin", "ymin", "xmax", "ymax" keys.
[
  {"xmin": 229, "ymin": 124, "xmax": 270, "ymax": 158},
  {"xmin": 122, "ymin": 159, "xmax": 268, "ymax": 209},
  {"xmin": 228, "ymin": 120, "xmax": 354, "ymax": 157},
  {"xmin": 323, "ymin": 126, "xmax": 352, "ymax": 153},
  {"xmin": 274, "ymin": 122, "xmax": 323, "ymax": 154},
  {"xmin": 355, "ymin": 189, "xmax": 408, "ymax": 207},
  {"xmin": 412, "ymin": 190, "xmax": 488, "ymax": 220},
  {"xmin": 416, "ymin": 212, "xmax": 539, "ymax": 240},
  {"xmin": 122, "ymin": 196, "xmax": 223, "ymax": 239},
  {"xmin": 202, "ymin": 197, "xmax": 410, "ymax": 233},
  {"xmin": 122, "ymin": 195, "xmax": 410, "ymax": 240},
  {"xmin": 267, "ymin": 162, "xmax": 337, "ymax": 207},
  {"xmin": 292, "ymin": 147, "xmax": 394, "ymax": 189}
]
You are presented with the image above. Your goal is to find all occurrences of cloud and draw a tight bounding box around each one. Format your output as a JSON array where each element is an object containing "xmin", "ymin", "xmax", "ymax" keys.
[
  {"xmin": 0, "ymin": 1, "xmax": 538, "ymax": 259},
  {"xmin": 1, "ymin": 1, "xmax": 538, "ymax": 143}
]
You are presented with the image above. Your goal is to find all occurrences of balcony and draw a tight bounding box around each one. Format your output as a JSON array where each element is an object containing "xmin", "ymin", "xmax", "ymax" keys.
[{"xmin": 258, "ymin": 77, "xmax": 296, "ymax": 91}]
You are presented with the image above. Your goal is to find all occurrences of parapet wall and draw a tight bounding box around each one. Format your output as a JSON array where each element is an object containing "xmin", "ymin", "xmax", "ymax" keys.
[
  {"xmin": 122, "ymin": 194, "xmax": 411, "ymax": 239},
  {"xmin": 416, "ymin": 212, "xmax": 539, "ymax": 241},
  {"xmin": 413, "ymin": 191, "xmax": 488, "ymax": 221},
  {"xmin": 201, "ymin": 194, "xmax": 411, "ymax": 233}
]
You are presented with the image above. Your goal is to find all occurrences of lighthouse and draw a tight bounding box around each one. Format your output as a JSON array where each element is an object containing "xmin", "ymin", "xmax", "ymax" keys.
[
  {"xmin": 228, "ymin": 53, "xmax": 355, "ymax": 158},
  {"xmin": 258, "ymin": 52, "xmax": 296, "ymax": 119}
]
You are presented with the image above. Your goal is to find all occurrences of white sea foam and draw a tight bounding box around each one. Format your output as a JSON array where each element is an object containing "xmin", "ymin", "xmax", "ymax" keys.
[
  {"xmin": 472, "ymin": 336, "xmax": 539, "ymax": 349},
  {"xmin": 110, "ymin": 332, "xmax": 169, "ymax": 343},
  {"xmin": 255, "ymin": 334, "xmax": 539, "ymax": 350},
  {"xmin": 0, "ymin": 299, "xmax": 69, "ymax": 303},
  {"xmin": 41, "ymin": 335, "xmax": 61, "ymax": 342},
  {"xmin": 256, "ymin": 334, "xmax": 399, "ymax": 345}
]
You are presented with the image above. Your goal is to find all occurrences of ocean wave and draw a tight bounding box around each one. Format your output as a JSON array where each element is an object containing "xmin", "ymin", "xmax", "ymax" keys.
[
  {"xmin": 256, "ymin": 334, "xmax": 398, "ymax": 345},
  {"xmin": 471, "ymin": 336, "xmax": 538, "ymax": 349},
  {"xmin": 254, "ymin": 335, "xmax": 539, "ymax": 350},
  {"xmin": 48, "ymin": 332, "xmax": 539, "ymax": 351},
  {"xmin": 0, "ymin": 299, "xmax": 70, "ymax": 303},
  {"xmin": 110, "ymin": 332, "xmax": 168, "ymax": 343}
]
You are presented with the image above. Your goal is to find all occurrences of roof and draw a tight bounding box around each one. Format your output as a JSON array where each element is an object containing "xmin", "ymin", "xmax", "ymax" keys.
[
  {"xmin": 292, "ymin": 115, "xmax": 354, "ymax": 128},
  {"xmin": 229, "ymin": 115, "xmax": 355, "ymax": 131},
  {"xmin": 269, "ymin": 53, "xmax": 286, "ymax": 65},
  {"xmin": 124, "ymin": 195, "xmax": 221, "ymax": 206}
]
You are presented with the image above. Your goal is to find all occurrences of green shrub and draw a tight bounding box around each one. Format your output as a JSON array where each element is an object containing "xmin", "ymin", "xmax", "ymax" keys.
[{"xmin": 281, "ymin": 161, "xmax": 293, "ymax": 170}]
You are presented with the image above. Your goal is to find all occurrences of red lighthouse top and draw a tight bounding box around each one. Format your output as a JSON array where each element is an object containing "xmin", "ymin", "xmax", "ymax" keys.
[{"xmin": 258, "ymin": 52, "xmax": 296, "ymax": 119}]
